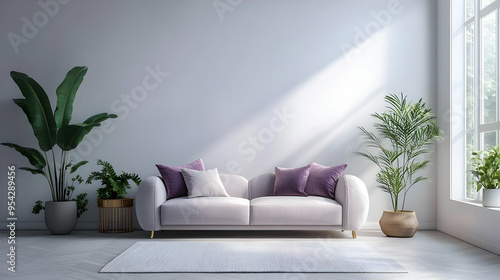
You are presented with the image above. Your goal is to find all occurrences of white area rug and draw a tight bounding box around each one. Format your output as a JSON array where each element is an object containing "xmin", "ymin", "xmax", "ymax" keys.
[{"xmin": 100, "ymin": 240, "xmax": 407, "ymax": 273}]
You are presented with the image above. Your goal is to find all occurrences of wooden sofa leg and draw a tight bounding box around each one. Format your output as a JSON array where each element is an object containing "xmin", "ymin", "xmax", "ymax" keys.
[
  {"xmin": 150, "ymin": 231, "xmax": 155, "ymax": 239},
  {"xmin": 352, "ymin": 231, "xmax": 357, "ymax": 239}
]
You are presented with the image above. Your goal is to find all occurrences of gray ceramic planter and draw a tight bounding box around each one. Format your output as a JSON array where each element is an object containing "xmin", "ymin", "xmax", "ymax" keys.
[{"xmin": 44, "ymin": 201, "xmax": 77, "ymax": 235}]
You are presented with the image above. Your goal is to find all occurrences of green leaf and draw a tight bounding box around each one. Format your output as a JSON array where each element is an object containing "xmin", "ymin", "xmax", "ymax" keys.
[
  {"xmin": 56, "ymin": 123, "xmax": 100, "ymax": 151},
  {"xmin": 73, "ymin": 193, "xmax": 88, "ymax": 218},
  {"xmin": 1, "ymin": 143, "xmax": 46, "ymax": 169},
  {"xmin": 10, "ymin": 71, "xmax": 57, "ymax": 151},
  {"xmin": 70, "ymin": 161, "xmax": 88, "ymax": 174},
  {"xmin": 56, "ymin": 113, "xmax": 116, "ymax": 151},
  {"xmin": 84, "ymin": 113, "xmax": 118, "ymax": 125},
  {"xmin": 54, "ymin": 66, "xmax": 88, "ymax": 129},
  {"xmin": 32, "ymin": 200, "xmax": 44, "ymax": 214},
  {"xmin": 19, "ymin": 167, "xmax": 45, "ymax": 175}
]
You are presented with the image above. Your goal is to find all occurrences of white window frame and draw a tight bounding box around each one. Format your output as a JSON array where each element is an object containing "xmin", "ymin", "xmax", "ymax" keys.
[{"xmin": 451, "ymin": 0, "xmax": 500, "ymax": 202}]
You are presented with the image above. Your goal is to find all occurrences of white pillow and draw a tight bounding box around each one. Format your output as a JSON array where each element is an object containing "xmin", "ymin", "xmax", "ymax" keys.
[{"xmin": 180, "ymin": 168, "xmax": 230, "ymax": 198}]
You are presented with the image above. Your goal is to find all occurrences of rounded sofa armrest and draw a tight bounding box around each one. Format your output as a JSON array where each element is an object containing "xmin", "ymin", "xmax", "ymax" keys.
[
  {"xmin": 335, "ymin": 174, "xmax": 369, "ymax": 231},
  {"xmin": 135, "ymin": 176, "xmax": 167, "ymax": 231}
]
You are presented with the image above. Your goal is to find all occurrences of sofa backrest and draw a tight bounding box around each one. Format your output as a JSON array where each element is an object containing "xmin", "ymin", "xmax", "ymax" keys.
[
  {"xmin": 248, "ymin": 173, "xmax": 275, "ymax": 199},
  {"xmin": 220, "ymin": 174, "xmax": 249, "ymax": 199},
  {"xmin": 248, "ymin": 173, "xmax": 353, "ymax": 201}
]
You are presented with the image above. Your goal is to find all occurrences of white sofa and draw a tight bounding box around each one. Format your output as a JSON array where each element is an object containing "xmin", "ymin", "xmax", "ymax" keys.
[{"xmin": 136, "ymin": 173, "xmax": 369, "ymax": 238}]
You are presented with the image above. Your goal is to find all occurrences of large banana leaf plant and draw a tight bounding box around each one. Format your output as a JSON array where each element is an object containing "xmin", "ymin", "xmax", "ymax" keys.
[
  {"xmin": 356, "ymin": 94, "xmax": 442, "ymax": 212},
  {"xmin": 2, "ymin": 67, "xmax": 117, "ymax": 209}
]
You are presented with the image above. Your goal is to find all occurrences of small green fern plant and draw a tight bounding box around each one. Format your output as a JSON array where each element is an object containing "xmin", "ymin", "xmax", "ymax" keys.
[{"xmin": 86, "ymin": 160, "xmax": 142, "ymax": 199}]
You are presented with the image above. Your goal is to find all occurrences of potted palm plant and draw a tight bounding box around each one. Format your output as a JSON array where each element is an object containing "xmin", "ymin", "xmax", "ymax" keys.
[
  {"xmin": 471, "ymin": 146, "xmax": 500, "ymax": 208},
  {"xmin": 86, "ymin": 159, "xmax": 142, "ymax": 232},
  {"xmin": 357, "ymin": 93, "xmax": 441, "ymax": 237},
  {"xmin": 2, "ymin": 67, "xmax": 117, "ymax": 234}
]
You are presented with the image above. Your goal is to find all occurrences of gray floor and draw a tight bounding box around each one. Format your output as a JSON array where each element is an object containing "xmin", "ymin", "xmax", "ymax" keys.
[{"xmin": 1, "ymin": 230, "xmax": 500, "ymax": 280}]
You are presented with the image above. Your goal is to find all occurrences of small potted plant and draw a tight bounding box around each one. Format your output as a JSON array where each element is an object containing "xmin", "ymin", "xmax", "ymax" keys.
[
  {"xmin": 471, "ymin": 146, "xmax": 500, "ymax": 208},
  {"xmin": 86, "ymin": 159, "xmax": 141, "ymax": 232}
]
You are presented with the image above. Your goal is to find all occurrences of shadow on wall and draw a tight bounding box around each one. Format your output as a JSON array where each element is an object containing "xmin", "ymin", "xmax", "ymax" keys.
[
  {"xmin": 112, "ymin": 1, "xmax": 401, "ymax": 171},
  {"xmin": 196, "ymin": 17, "xmax": 394, "ymax": 178}
]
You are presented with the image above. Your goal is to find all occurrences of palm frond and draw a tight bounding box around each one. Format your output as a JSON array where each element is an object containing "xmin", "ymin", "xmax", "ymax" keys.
[{"xmin": 356, "ymin": 93, "xmax": 441, "ymax": 211}]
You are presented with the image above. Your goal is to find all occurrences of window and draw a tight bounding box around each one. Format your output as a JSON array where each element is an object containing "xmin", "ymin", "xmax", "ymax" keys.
[{"xmin": 452, "ymin": 0, "xmax": 500, "ymax": 201}]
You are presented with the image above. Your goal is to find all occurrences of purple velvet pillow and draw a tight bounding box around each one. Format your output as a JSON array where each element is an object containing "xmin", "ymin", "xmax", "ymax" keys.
[
  {"xmin": 273, "ymin": 165, "xmax": 311, "ymax": 196},
  {"xmin": 156, "ymin": 158, "xmax": 205, "ymax": 199},
  {"xmin": 305, "ymin": 162, "xmax": 347, "ymax": 199}
]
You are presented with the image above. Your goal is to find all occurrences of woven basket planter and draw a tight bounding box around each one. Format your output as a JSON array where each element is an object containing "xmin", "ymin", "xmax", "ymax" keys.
[{"xmin": 379, "ymin": 210, "xmax": 418, "ymax": 238}]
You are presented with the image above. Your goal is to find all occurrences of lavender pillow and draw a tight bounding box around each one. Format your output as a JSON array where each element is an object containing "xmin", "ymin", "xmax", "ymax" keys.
[
  {"xmin": 305, "ymin": 162, "xmax": 347, "ymax": 199},
  {"xmin": 273, "ymin": 165, "xmax": 311, "ymax": 196},
  {"xmin": 156, "ymin": 158, "xmax": 205, "ymax": 199}
]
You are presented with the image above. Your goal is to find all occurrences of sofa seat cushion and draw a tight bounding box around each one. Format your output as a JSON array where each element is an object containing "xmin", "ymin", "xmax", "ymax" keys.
[
  {"xmin": 161, "ymin": 197, "xmax": 249, "ymax": 225},
  {"xmin": 250, "ymin": 196, "xmax": 342, "ymax": 226}
]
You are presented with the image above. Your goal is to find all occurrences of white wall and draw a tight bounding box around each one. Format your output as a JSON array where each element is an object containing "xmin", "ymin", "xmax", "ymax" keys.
[
  {"xmin": 437, "ymin": 0, "xmax": 500, "ymax": 255},
  {"xmin": 0, "ymin": 0, "xmax": 438, "ymax": 230}
]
